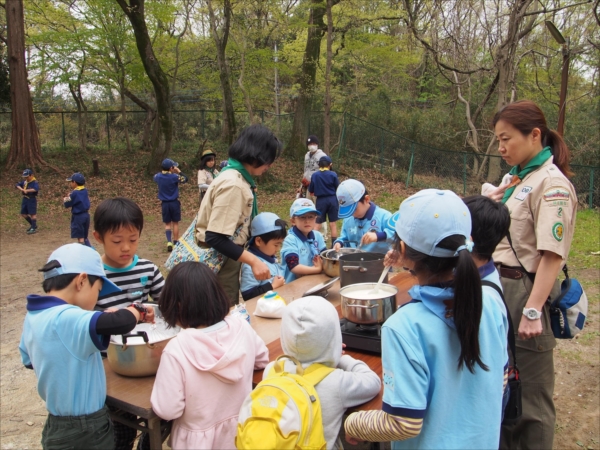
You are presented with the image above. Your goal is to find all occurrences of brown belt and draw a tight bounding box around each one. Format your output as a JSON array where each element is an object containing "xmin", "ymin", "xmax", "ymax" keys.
[{"xmin": 499, "ymin": 266, "xmax": 527, "ymax": 280}]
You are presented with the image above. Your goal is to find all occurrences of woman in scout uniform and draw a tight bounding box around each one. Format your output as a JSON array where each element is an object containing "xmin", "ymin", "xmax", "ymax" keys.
[
  {"xmin": 197, "ymin": 149, "xmax": 219, "ymax": 204},
  {"xmin": 195, "ymin": 125, "xmax": 282, "ymax": 305},
  {"xmin": 486, "ymin": 100, "xmax": 577, "ymax": 450}
]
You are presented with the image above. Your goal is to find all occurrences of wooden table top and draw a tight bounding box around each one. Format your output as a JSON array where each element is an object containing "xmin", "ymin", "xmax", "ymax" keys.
[{"xmin": 104, "ymin": 270, "xmax": 417, "ymax": 414}]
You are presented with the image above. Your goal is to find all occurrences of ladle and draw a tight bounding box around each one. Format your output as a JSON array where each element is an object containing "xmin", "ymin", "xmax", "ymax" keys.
[{"xmin": 369, "ymin": 265, "xmax": 391, "ymax": 294}]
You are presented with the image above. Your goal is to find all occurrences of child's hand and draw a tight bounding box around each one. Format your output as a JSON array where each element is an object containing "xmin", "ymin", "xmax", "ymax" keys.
[
  {"xmin": 313, "ymin": 255, "xmax": 323, "ymax": 271},
  {"xmin": 360, "ymin": 232, "xmax": 377, "ymax": 246},
  {"xmin": 333, "ymin": 242, "xmax": 342, "ymax": 251},
  {"xmin": 272, "ymin": 275, "xmax": 285, "ymax": 289},
  {"xmin": 384, "ymin": 249, "xmax": 401, "ymax": 267},
  {"xmin": 63, "ymin": 196, "xmax": 70, "ymax": 202},
  {"xmin": 143, "ymin": 305, "xmax": 156, "ymax": 323},
  {"xmin": 342, "ymin": 343, "xmax": 346, "ymax": 355}
]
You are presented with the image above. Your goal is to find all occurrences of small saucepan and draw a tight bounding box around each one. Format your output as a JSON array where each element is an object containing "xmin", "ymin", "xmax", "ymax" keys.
[
  {"xmin": 320, "ymin": 248, "xmax": 364, "ymax": 278},
  {"xmin": 340, "ymin": 282, "xmax": 398, "ymax": 325}
]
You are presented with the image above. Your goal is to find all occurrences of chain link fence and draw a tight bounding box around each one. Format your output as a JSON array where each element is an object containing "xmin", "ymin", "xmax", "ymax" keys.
[{"xmin": 1, "ymin": 109, "xmax": 597, "ymax": 208}]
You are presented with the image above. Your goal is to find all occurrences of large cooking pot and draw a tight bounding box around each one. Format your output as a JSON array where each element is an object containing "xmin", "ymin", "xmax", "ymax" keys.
[
  {"xmin": 339, "ymin": 252, "xmax": 387, "ymax": 288},
  {"xmin": 320, "ymin": 248, "xmax": 364, "ymax": 278},
  {"xmin": 340, "ymin": 282, "xmax": 398, "ymax": 325},
  {"xmin": 107, "ymin": 306, "xmax": 180, "ymax": 377}
]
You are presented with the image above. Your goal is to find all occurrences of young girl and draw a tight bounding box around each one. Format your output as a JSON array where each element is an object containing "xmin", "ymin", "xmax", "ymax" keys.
[
  {"xmin": 197, "ymin": 149, "xmax": 219, "ymax": 204},
  {"xmin": 150, "ymin": 261, "xmax": 269, "ymax": 449},
  {"xmin": 344, "ymin": 189, "xmax": 508, "ymax": 449}
]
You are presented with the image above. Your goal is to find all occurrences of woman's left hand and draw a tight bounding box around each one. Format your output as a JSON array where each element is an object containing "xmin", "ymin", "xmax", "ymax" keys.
[{"xmin": 518, "ymin": 317, "xmax": 543, "ymax": 340}]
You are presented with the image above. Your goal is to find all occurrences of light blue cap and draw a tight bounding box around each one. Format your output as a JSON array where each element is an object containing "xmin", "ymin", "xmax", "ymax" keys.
[
  {"xmin": 396, "ymin": 189, "xmax": 471, "ymax": 258},
  {"xmin": 336, "ymin": 179, "xmax": 365, "ymax": 219},
  {"xmin": 290, "ymin": 198, "xmax": 320, "ymax": 218},
  {"xmin": 251, "ymin": 212, "xmax": 283, "ymax": 237},
  {"xmin": 43, "ymin": 244, "xmax": 121, "ymax": 297}
]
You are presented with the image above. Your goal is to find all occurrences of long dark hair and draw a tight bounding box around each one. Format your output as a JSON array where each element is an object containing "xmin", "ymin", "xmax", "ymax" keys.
[
  {"xmin": 199, "ymin": 154, "xmax": 216, "ymax": 171},
  {"xmin": 492, "ymin": 100, "xmax": 573, "ymax": 177},
  {"xmin": 395, "ymin": 234, "xmax": 487, "ymax": 373}
]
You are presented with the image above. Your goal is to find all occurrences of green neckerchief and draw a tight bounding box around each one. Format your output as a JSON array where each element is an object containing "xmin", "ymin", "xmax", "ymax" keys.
[
  {"xmin": 501, "ymin": 146, "xmax": 553, "ymax": 204},
  {"xmin": 220, "ymin": 158, "xmax": 258, "ymax": 218}
]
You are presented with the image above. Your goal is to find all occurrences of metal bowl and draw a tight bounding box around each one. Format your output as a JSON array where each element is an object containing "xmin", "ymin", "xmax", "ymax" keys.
[{"xmin": 320, "ymin": 248, "xmax": 364, "ymax": 277}]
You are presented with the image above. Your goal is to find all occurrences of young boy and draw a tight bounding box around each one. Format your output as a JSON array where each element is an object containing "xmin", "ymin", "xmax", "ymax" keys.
[
  {"xmin": 19, "ymin": 244, "xmax": 154, "ymax": 450},
  {"xmin": 261, "ymin": 296, "xmax": 381, "ymax": 449},
  {"xmin": 63, "ymin": 172, "xmax": 91, "ymax": 247},
  {"xmin": 309, "ymin": 155, "xmax": 339, "ymax": 244},
  {"xmin": 281, "ymin": 198, "xmax": 327, "ymax": 283},
  {"xmin": 153, "ymin": 158, "xmax": 188, "ymax": 252},
  {"xmin": 15, "ymin": 168, "xmax": 39, "ymax": 234},
  {"xmin": 333, "ymin": 179, "xmax": 394, "ymax": 254},
  {"xmin": 92, "ymin": 197, "xmax": 165, "ymax": 450},
  {"xmin": 240, "ymin": 212, "xmax": 287, "ymax": 300}
]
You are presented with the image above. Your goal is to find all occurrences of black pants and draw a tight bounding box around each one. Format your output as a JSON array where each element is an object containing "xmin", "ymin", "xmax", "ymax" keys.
[{"xmin": 42, "ymin": 406, "xmax": 113, "ymax": 450}]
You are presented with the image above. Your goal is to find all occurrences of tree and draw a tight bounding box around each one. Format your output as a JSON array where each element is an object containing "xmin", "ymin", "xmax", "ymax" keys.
[
  {"xmin": 3, "ymin": 0, "xmax": 45, "ymax": 169},
  {"xmin": 0, "ymin": 47, "xmax": 10, "ymax": 109}
]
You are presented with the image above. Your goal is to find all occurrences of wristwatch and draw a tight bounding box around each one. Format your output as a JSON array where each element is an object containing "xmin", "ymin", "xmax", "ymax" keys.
[
  {"xmin": 131, "ymin": 302, "xmax": 147, "ymax": 323},
  {"xmin": 523, "ymin": 307, "xmax": 542, "ymax": 320}
]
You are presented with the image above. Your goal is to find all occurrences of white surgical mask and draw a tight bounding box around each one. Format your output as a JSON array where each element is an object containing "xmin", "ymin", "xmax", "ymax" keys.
[{"xmin": 308, "ymin": 144, "xmax": 318, "ymax": 152}]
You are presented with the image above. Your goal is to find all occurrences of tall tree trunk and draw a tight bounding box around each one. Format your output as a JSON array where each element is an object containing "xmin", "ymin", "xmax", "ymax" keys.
[
  {"xmin": 124, "ymin": 87, "xmax": 156, "ymax": 151},
  {"xmin": 207, "ymin": 0, "xmax": 236, "ymax": 144},
  {"xmin": 116, "ymin": 0, "xmax": 172, "ymax": 173},
  {"xmin": 238, "ymin": 49, "xmax": 254, "ymax": 123},
  {"xmin": 69, "ymin": 80, "xmax": 87, "ymax": 153},
  {"xmin": 323, "ymin": 0, "xmax": 333, "ymax": 154},
  {"xmin": 120, "ymin": 91, "xmax": 132, "ymax": 153},
  {"xmin": 5, "ymin": 0, "xmax": 45, "ymax": 169},
  {"xmin": 288, "ymin": 0, "xmax": 327, "ymax": 160}
]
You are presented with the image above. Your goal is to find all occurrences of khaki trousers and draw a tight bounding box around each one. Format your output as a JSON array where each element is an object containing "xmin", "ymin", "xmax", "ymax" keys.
[
  {"xmin": 499, "ymin": 275, "xmax": 560, "ymax": 450},
  {"xmin": 218, "ymin": 256, "xmax": 242, "ymax": 306}
]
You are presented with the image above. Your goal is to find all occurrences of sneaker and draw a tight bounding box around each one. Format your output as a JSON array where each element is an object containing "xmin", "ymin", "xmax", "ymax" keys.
[
  {"xmin": 27, "ymin": 228, "xmax": 38, "ymax": 234},
  {"xmin": 25, "ymin": 226, "xmax": 33, "ymax": 233},
  {"xmin": 167, "ymin": 242, "xmax": 173, "ymax": 252}
]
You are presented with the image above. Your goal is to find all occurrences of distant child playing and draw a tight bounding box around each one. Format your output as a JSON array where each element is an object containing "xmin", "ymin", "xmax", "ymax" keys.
[
  {"xmin": 19, "ymin": 243, "xmax": 155, "ymax": 450},
  {"xmin": 63, "ymin": 172, "xmax": 91, "ymax": 246},
  {"xmin": 280, "ymin": 198, "xmax": 327, "ymax": 283},
  {"xmin": 309, "ymin": 155, "xmax": 339, "ymax": 244},
  {"xmin": 15, "ymin": 168, "xmax": 39, "ymax": 234},
  {"xmin": 197, "ymin": 149, "xmax": 219, "ymax": 204},
  {"xmin": 333, "ymin": 179, "xmax": 394, "ymax": 254},
  {"xmin": 259, "ymin": 296, "xmax": 381, "ymax": 449},
  {"xmin": 344, "ymin": 189, "xmax": 508, "ymax": 449},
  {"xmin": 240, "ymin": 212, "xmax": 287, "ymax": 300},
  {"xmin": 154, "ymin": 158, "xmax": 188, "ymax": 252},
  {"xmin": 151, "ymin": 261, "xmax": 269, "ymax": 449}
]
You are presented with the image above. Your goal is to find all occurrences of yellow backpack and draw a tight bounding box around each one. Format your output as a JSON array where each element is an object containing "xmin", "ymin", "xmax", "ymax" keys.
[{"xmin": 236, "ymin": 355, "xmax": 334, "ymax": 450}]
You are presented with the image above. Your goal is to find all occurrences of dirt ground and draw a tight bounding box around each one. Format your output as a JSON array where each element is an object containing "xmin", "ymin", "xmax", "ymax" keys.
[{"xmin": 1, "ymin": 212, "xmax": 599, "ymax": 449}]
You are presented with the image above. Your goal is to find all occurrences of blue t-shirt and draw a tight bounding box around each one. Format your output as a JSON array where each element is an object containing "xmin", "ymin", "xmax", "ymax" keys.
[
  {"xmin": 381, "ymin": 283, "xmax": 508, "ymax": 449},
  {"xmin": 281, "ymin": 226, "xmax": 327, "ymax": 283},
  {"xmin": 334, "ymin": 202, "xmax": 393, "ymax": 254},
  {"xmin": 64, "ymin": 187, "xmax": 90, "ymax": 214},
  {"xmin": 19, "ymin": 295, "xmax": 109, "ymax": 417},
  {"xmin": 309, "ymin": 169, "xmax": 340, "ymax": 197},
  {"xmin": 240, "ymin": 246, "xmax": 284, "ymax": 296},
  {"xmin": 17, "ymin": 179, "xmax": 39, "ymax": 198},
  {"xmin": 153, "ymin": 171, "xmax": 188, "ymax": 201}
]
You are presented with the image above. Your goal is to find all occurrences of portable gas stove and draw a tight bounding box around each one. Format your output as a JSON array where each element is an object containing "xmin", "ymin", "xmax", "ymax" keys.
[{"xmin": 340, "ymin": 319, "xmax": 382, "ymax": 354}]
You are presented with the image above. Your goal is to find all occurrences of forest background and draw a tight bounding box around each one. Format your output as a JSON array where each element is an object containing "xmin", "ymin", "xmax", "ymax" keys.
[{"xmin": 0, "ymin": 0, "xmax": 598, "ymax": 199}]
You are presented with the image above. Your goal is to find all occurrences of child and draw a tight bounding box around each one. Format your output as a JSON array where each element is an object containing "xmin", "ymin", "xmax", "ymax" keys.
[
  {"xmin": 240, "ymin": 212, "xmax": 287, "ymax": 300},
  {"xmin": 261, "ymin": 296, "xmax": 381, "ymax": 449},
  {"xmin": 333, "ymin": 179, "xmax": 394, "ymax": 254},
  {"xmin": 153, "ymin": 158, "xmax": 188, "ymax": 252},
  {"xmin": 298, "ymin": 135, "xmax": 326, "ymax": 198},
  {"xmin": 63, "ymin": 172, "xmax": 91, "ymax": 247},
  {"xmin": 309, "ymin": 155, "xmax": 339, "ymax": 244},
  {"xmin": 15, "ymin": 168, "xmax": 39, "ymax": 234},
  {"xmin": 197, "ymin": 149, "xmax": 219, "ymax": 204},
  {"xmin": 280, "ymin": 198, "xmax": 327, "ymax": 283},
  {"xmin": 19, "ymin": 244, "xmax": 154, "ymax": 450},
  {"xmin": 344, "ymin": 189, "xmax": 508, "ymax": 449},
  {"xmin": 151, "ymin": 261, "xmax": 269, "ymax": 449}
]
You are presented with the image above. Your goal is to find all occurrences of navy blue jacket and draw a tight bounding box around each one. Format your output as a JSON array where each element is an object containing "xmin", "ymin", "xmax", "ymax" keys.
[
  {"xmin": 309, "ymin": 169, "xmax": 339, "ymax": 197},
  {"xmin": 64, "ymin": 187, "xmax": 90, "ymax": 214},
  {"xmin": 153, "ymin": 171, "xmax": 188, "ymax": 201},
  {"xmin": 17, "ymin": 179, "xmax": 39, "ymax": 198}
]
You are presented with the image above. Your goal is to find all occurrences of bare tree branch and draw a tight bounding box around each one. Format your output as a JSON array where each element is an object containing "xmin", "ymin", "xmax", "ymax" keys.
[{"xmin": 523, "ymin": 0, "xmax": 593, "ymax": 17}]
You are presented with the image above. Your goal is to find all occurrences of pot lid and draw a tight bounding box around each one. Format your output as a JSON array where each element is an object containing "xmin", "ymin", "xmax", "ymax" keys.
[
  {"xmin": 110, "ymin": 317, "xmax": 180, "ymax": 345},
  {"xmin": 303, "ymin": 276, "xmax": 340, "ymax": 297}
]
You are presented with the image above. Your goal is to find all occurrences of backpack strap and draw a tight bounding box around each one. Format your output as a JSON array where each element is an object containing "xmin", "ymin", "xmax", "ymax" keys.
[
  {"xmin": 481, "ymin": 280, "xmax": 517, "ymax": 370},
  {"xmin": 302, "ymin": 364, "xmax": 335, "ymax": 387}
]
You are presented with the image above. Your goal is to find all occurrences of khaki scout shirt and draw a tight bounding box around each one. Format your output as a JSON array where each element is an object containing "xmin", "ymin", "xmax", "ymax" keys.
[
  {"xmin": 493, "ymin": 157, "xmax": 577, "ymax": 273},
  {"xmin": 195, "ymin": 169, "xmax": 253, "ymax": 246}
]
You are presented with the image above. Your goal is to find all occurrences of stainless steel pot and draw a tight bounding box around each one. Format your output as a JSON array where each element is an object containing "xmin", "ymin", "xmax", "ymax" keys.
[
  {"xmin": 107, "ymin": 306, "xmax": 180, "ymax": 377},
  {"xmin": 339, "ymin": 252, "xmax": 387, "ymax": 288},
  {"xmin": 340, "ymin": 283, "xmax": 398, "ymax": 325},
  {"xmin": 320, "ymin": 248, "xmax": 364, "ymax": 278}
]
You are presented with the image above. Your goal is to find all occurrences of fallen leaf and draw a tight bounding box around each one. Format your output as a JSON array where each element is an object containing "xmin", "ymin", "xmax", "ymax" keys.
[{"xmin": 26, "ymin": 421, "xmax": 33, "ymax": 426}]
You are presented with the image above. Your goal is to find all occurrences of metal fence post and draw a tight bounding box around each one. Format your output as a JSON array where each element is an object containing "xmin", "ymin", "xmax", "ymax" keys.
[
  {"xmin": 463, "ymin": 153, "xmax": 467, "ymax": 195},
  {"xmin": 106, "ymin": 112, "xmax": 111, "ymax": 150},
  {"xmin": 406, "ymin": 143, "xmax": 415, "ymax": 187},
  {"xmin": 61, "ymin": 112, "xmax": 66, "ymax": 150},
  {"xmin": 337, "ymin": 112, "xmax": 346, "ymax": 160},
  {"xmin": 380, "ymin": 129, "xmax": 384, "ymax": 173},
  {"xmin": 589, "ymin": 167, "xmax": 595, "ymax": 209},
  {"xmin": 201, "ymin": 110, "xmax": 205, "ymax": 139}
]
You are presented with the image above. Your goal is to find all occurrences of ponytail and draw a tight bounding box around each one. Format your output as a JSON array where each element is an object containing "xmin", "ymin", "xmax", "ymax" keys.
[{"xmin": 544, "ymin": 129, "xmax": 574, "ymax": 178}]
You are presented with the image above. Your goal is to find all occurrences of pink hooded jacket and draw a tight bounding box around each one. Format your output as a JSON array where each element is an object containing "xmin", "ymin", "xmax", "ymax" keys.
[{"xmin": 151, "ymin": 316, "xmax": 269, "ymax": 449}]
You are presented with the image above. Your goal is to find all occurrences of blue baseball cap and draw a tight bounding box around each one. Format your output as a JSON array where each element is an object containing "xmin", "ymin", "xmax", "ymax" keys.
[
  {"xmin": 43, "ymin": 244, "xmax": 121, "ymax": 297},
  {"xmin": 251, "ymin": 212, "xmax": 284, "ymax": 239},
  {"xmin": 396, "ymin": 189, "xmax": 471, "ymax": 258},
  {"xmin": 22, "ymin": 169, "xmax": 33, "ymax": 177},
  {"xmin": 161, "ymin": 159, "xmax": 179, "ymax": 170},
  {"xmin": 386, "ymin": 211, "xmax": 400, "ymax": 232},
  {"xmin": 319, "ymin": 155, "xmax": 332, "ymax": 165},
  {"xmin": 336, "ymin": 179, "xmax": 366, "ymax": 219},
  {"xmin": 290, "ymin": 198, "xmax": 320, "ymax": 218},
  {"xmin": 66, "ymin": 173, "xmax": 85, "ymax": 184}
]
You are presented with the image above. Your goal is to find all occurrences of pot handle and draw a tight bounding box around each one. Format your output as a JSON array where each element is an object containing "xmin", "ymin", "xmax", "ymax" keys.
[
  {"xmin": 345, "ymin": 303, "xmax": 379, "ymax": 309},
  {"xmin": 342, "ymin": 266, "xmax": 368, "ymax": 272},
  {"xmin": 121, "ymin": 331, "xmax": 149, "ymax": 346}
]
